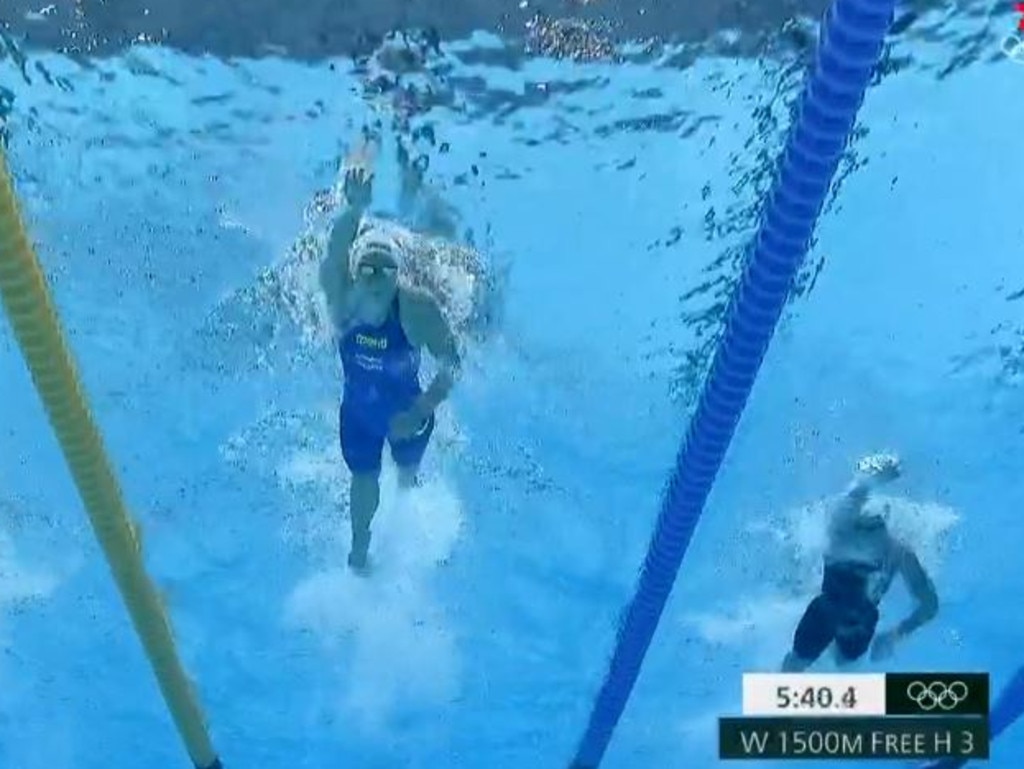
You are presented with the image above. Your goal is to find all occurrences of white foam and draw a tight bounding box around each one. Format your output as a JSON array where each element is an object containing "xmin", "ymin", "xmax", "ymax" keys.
[
  {"xmin": 371, "ymin": 473, "xmax": 463, "ymax": 571},
  {"xmin": 278, "ymin": 443, "xmax": 343, "ymax": 495},
  {"xmin": 686, "ymin": 594, "xmax": 805, "ymax": 646},
  {"xmin": 283, "ymin": 474, "xmax": 464, "ymax": 736},
  {"xmin": 777, "ymin": 493, "xmax": 960, "ymax": 587}
]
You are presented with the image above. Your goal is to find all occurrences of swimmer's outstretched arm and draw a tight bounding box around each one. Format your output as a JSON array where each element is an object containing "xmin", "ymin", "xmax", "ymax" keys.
[
  {"xmin": 319, "ymin": 139, "xmax": 380, "ymax": 321},
  {"xmin": 319, "ymin": 153, "xmax": 374, "ymax": 326},
  {"xmin": 319, "ymin": 216, "xmax": 361, "ymax": 329}
]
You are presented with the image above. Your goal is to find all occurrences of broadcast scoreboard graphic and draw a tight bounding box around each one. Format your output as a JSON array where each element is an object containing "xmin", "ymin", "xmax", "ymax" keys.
[{"xmin": 719, "ymin": 673, "xmax": 990, "ymax": 760}]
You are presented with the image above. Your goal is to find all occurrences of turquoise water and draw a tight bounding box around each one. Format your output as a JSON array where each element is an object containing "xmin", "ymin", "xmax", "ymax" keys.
[{"xmin": 2, "ymin": 13, "xmax": 1023, "ymax": 769}]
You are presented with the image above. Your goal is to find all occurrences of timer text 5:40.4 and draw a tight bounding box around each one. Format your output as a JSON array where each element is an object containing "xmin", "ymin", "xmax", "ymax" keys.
[
  {"xmin": 776, "ymin": 685, "xmax": 858, "ymax": 710},
  {"xmin": 742, "ymin": 673, "xmax": 886, "ymax": 716}
]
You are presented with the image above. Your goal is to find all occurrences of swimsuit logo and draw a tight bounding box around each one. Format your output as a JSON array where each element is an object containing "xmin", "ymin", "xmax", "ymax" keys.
[
  {"xmin": 905, "ymin": 680, "xmax": 969, "ymax": 711},
  {"xmin": 356, "ymin": 333, "xmax": 388, "ymax": 350},
  {"xmin": 353, "ymin": 353, "xmax": 384, "ymax": 371}
]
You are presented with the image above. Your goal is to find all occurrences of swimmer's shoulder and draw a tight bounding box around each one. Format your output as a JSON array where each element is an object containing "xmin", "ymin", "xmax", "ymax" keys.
[
  {"xmin": 397, "ymin": 284, "xmax": 436, "ymax": 315},
  {"xmin": 826, "ymin": 491, "xmax": 861, "ymax": 533},
  {"xmin": 397, "ymin": 285, "xmax": 444, "ymax": 341}
]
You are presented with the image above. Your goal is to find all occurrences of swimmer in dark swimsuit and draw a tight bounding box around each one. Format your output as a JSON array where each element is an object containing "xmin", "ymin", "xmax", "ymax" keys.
[
  {"xmin": 318, "ymin": 140, "xmax": 461, "ymax": 574},
  {"xmin": 781, "ymin": 453, "xmax": 939, "ymax": 671}
]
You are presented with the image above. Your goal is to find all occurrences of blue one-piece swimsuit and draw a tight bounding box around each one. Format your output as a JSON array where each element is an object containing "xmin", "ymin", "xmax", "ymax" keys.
[{"xmin": 338, "ymin": 296, "xmax": 435, "ymax": 473}]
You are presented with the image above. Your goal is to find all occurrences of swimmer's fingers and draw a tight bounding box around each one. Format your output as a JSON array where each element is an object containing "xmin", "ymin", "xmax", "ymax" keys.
[
  {"xmin": 343, "ymin": 132, "xmax": 380, "ymax": 173},
  {"xmin": 345, "ymin": 154, "xmax": 375, "ymax": 178},
  {"xmin": 342, "ymin": 163, "xmax": 375, "ymax": 208},
  {"xmin": 347, "ymin": 165, "xmax": 373, "ymax": 185}
]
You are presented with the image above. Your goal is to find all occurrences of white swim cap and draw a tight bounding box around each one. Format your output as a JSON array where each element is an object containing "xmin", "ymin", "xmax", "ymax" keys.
[{"xmin": 350, "ymin": 226, "xmax": 402, "ymax": 272}]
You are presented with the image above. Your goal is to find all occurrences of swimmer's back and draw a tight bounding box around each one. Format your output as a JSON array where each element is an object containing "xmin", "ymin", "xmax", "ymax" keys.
[{"xmin": 825, "ymin": 501, "xmax": 901, "ymax": 605}]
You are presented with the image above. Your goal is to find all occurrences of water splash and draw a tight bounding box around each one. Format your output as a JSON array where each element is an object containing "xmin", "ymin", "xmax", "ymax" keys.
[{"xmin": 283, "ymin": 473, "xmax": 464, "ymax": 735}]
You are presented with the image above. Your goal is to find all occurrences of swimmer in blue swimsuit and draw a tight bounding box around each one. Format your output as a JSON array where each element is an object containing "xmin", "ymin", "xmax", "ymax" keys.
[
  {"xmin": 781, "ymin": 454, "xmax": 939, "ymax": 671},
  {"xmin": 318, "ymin": 141, "xmax": 461, "ymax": 574}
]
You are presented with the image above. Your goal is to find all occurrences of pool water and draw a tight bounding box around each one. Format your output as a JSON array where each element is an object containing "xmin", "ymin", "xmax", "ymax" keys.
[{"xmin": 1, "ymin": 10, "xmax": 1023, "ymax": 769}]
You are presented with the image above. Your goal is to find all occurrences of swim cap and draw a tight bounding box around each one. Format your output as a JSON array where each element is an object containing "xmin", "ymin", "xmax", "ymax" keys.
[
  {"xmin": 350, "ymin": 227, "xmax": 402, "ymax": 272},
  {"xmin": 856, "ymin": 452, "xmax": 900, "ymax": 478}
]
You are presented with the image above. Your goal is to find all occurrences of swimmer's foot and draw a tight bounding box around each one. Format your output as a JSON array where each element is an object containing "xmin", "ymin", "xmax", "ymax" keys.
[
  {"xmin": 347, "ymin": 548, "xmax": 372, "ymax": 577},
  {"xmin": 348, "ymin": 528, "xmax": 372, "ymax": 576}
]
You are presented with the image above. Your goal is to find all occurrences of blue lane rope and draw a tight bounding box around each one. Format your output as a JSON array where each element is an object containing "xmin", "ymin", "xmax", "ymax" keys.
[
  {"xmin": 990, "ymin": 667, "xmax": 1024, "ymax": 740},
  {"xmin": 569, "ymin": 0, "xmax": 897, "ymax": 765}
]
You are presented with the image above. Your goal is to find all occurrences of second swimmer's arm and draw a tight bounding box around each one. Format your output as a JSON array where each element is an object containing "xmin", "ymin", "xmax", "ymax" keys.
[
  {"xmin": 830, "ymin": 474, "xmax": 876, "ymax": 530},
  {"xmin": 832, "ymin": 453, "xmax": 901, "ymax": 524},
  {"xmin": 891, "ymin": 545, "xmax": 939, "ymax": 639}
]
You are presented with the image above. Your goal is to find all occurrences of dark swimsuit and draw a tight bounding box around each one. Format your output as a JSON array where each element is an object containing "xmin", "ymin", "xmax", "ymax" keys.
[
  {"xmin": 792, "ymin": 561, "xmax": 882, "ymax": 662},
  {"xmin": 337, "ymin": 296, "xmax": 434, "ymax": 473}
]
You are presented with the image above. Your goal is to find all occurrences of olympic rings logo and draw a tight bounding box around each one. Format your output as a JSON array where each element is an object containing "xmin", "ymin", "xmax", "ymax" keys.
[{"xmin": 906, "ymin": 680, "xmax": 970, "ymax": 711}]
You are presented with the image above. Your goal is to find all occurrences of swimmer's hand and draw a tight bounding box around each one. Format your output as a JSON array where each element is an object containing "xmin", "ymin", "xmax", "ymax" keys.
[
  {"xmin": 869, "ymin": 628, "xmax": 900, "ymax": 661},
  {"xmin": 389, "ymin": 406, "xmax": 431, "ymax": 441},
  {"xmin": 343, "ymin": 165, "xmax": 373, "ymax": 210},
  {"xmin": 856, "ymin": 453, "xmax": 901, "ymax": 485}
]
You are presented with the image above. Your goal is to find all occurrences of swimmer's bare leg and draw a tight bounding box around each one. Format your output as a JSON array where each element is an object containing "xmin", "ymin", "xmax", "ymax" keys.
[
  {"xmin": 397, "ymin": 463, "xmax": 421, "ymax": 490},
  {"xmin": 833, "ymin": 650, "xmax": 858, "ymax": 669},
  {"xmin": 833, "ymin": 625, "xmax": 872, "ymax": 668},
  {"xmin": 781, "ymin": 651, "xmax": 813, "ymax": 672},
  {"xmin": 348, "ymin": 471, "xmax": 381, "ymax": 572}
]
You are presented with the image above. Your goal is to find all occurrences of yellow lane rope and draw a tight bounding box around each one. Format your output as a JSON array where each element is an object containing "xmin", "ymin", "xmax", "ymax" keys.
[{"xmin": 0, "ymin": 147, "xmax": 220, "ymax": 769}]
